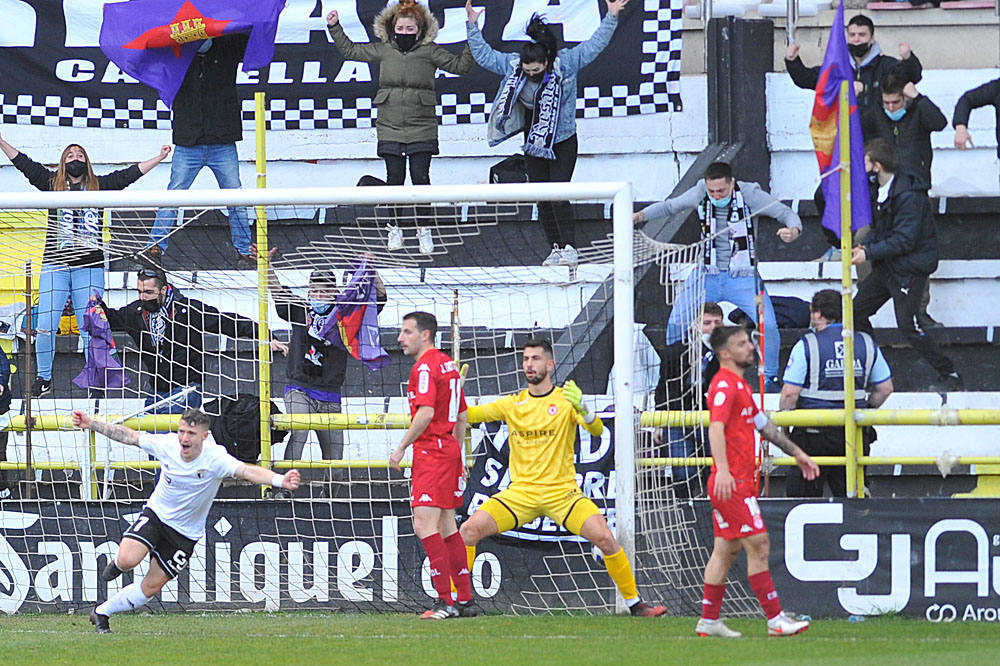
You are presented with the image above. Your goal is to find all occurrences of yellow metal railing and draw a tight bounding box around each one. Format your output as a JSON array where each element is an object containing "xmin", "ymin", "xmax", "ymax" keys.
[{"xmin": 7, "ymin": 409, "xmax": 1000, "ymax": 491}]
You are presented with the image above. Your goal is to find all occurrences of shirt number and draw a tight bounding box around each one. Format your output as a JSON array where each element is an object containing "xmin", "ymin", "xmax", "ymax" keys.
[{"xmin": 448, "ymin": 377, "xmax": 461, "ymax": 422}]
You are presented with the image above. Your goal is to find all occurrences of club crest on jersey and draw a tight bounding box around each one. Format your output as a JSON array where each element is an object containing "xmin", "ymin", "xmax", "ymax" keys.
[
  {"xmin": 547, "ymin": 404, "xmax": 558, "ymax": 416},
  {"xmin": 197, "ymin": 469, "xmax": 207, "ymax": 479}
]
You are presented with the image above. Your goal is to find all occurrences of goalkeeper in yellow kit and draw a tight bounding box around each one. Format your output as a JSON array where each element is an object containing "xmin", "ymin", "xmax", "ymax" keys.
[{"xmin": 460, "ymin": 338, "xmax": 666, "ymax": 616}]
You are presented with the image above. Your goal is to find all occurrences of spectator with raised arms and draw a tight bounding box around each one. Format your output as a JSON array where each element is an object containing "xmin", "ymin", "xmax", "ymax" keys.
[
  {"xmin": 327, "ymin": 0, "xmax": 474, "ymax": 254},
  {"xmin": 0, "ymin": 130, "xmax": 169, "ymax": 398},
  {"xmin": 465, "ymin": 0, "xmax": 629, "ymax": 266}
]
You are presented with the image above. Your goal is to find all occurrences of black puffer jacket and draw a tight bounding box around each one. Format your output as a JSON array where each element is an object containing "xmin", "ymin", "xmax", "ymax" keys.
[
  {"xmin": 865, "ymin": 171, "xmax": 938, "ymax": 279},
  {"xmin": 786, "ymin": 42, "xmax": 922, "ymax": 111},
  {"xmin": 861, "ymin": 94, "xmax": 947, "ymax": 186},
  {"xmin": 102, "ymin": 289, "xmax": 257, "ymax": 393},
  {"xmin": 171, "ymin": 34, "xmax": 249, "ymax": 147}
]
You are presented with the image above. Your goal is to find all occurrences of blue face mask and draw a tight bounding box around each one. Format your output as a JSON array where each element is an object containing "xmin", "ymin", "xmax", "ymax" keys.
[
  {"xmin": 310, "ymin": 299, "xmax": 333, "ymax": 314},
  {"xmin": 884, "ymin": 107, "xmax": 906, "ymax": 122},
  {"xmin": 710, "ymin": 194, "xmax": 732, "ymax": 208}
]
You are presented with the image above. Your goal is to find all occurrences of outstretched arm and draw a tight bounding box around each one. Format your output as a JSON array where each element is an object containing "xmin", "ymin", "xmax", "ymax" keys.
[
  {"xmin": 326, "ymin": 10, "xmax": 382, "ymax": 63},
  {"xmin": 138, "ymin": 145, "xmax": 172, "ymax": 175},
  {"xmin": 0, "ymin": 131, "xmax": 20, "ymax": 161},
  {"xmin": 234, "ymin": 464, "xmax": 301, "ymax": 490},
  {"xmin": 466, "ymin": 2, "xmax": 512, "ymax": 76},
  {"xmin": 73, "ymin": 410, "xmax": 141, "ymax": 447},
  {"xmin": 558, "ymin": 0, "xmax": 625, "ymax": 73}
]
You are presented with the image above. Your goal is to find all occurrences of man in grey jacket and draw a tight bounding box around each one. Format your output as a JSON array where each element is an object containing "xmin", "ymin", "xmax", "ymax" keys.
[{"xmin": 634, "ymin": 162, "xmax": 802, "ymax": 390}]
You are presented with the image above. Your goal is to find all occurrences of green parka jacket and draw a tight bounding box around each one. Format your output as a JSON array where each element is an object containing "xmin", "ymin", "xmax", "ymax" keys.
[{"xmin": 328, "ymin": 2, "xmax": 473, "ymax": 150}]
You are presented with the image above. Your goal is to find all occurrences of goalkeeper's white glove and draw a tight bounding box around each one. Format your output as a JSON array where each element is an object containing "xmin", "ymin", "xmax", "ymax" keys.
[{"xmin": 563, "ymin": 380, "xmax": 595, "ymax": 423}]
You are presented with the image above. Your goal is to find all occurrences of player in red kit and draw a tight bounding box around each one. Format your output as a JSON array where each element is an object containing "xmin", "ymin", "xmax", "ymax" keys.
[
  {"xmin": 389, "ymin": 311, "xmax": 477, "ymax": 620},
  {"xmin": 697, "ymin": 326, "xmax": 820, "ymax": 638}
]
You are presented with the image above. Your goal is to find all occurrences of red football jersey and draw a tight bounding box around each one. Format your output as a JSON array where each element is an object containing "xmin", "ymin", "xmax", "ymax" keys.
[
  {"xmin": 707, "ymin": 367, "xmax": 763, "ymax": 483},
  {"xmin": 407, "ymin": 347, "xmax": 467, "ymax": 450}
]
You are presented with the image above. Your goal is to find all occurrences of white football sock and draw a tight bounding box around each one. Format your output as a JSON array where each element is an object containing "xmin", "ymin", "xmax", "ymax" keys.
[{"xmin": 97, "ymin": 581, "xmax": 152, "ymax": 616}]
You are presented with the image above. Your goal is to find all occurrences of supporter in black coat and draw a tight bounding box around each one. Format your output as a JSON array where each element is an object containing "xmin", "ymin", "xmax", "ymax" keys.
[
  {"xmin": 861, "ymin": 75, "xmax": 946, "ymax": 188},
  {"xmin": 101, "ymin": 267, "xmax": 257, "ymax": 411},
  {"xmin": 785, "ymin": 14, "xmax": 921, "ymax": 112},
  {"xmin": 265, "ymin": 250, "xmax": 386, "ymax": 485},
  {"xmin": 952, "ymin": 78, "xmax": 1000, "ymax": 155},
  {"xmin": 851, "ymin": 139, "xmax": 959, "ymax": 390}
]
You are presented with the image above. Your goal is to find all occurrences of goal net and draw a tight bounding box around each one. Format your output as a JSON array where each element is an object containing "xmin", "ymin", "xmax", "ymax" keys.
[{"xmin": 0, "ymin": 183, "xmax": 743, "ymax": 616}]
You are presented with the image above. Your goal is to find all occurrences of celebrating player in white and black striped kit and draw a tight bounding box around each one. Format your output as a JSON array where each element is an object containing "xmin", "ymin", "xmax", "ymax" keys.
[{"xmin": 71, "ymin": 408, "xmax": 301, "ymax": 634}]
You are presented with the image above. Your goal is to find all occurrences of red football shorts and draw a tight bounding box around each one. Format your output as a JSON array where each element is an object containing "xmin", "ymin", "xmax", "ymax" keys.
[
  {"xmin": 708, "ymin": 474, "xmax": 767, "ymax": 540},
  {"xmin": 410, "ymin": 440, "xmax": 464, "ymax": 510}
]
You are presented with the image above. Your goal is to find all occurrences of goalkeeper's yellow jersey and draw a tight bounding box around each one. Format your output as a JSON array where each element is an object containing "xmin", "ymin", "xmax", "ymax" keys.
[{"xmin": 469, "ymin": 386, "xmax": 603, "ymax": 486}]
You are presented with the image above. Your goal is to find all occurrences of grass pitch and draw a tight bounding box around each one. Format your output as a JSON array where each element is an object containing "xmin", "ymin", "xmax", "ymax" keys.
[{"xmin": 1, "ymin": 612, "xmax": 995, "ymax": 665}]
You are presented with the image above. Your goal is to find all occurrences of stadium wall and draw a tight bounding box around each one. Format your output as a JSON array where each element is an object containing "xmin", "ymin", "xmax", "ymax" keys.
[{"xmin": 4, "ymin": 498, "xmax": 1000, "ymax": 620}]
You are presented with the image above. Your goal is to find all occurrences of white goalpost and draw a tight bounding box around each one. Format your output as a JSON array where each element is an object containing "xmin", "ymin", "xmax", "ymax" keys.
[{"xmin": 0, "ymin": 181, "xmax": 730, "ymax": 616}]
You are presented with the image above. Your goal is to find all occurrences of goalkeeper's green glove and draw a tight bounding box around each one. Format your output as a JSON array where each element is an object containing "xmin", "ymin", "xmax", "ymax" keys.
[{"xmin": 563, "ymin": 380, "xmax": 595, "ymax": 423}]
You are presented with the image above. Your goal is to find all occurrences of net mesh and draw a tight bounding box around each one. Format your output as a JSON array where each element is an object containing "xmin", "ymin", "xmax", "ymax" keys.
[{"xmin": 0, "ymin": 191, "xmax": 741, "ymax": 616}]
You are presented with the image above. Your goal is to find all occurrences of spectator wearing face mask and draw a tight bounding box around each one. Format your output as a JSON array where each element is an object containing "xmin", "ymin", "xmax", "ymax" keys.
[
  {"xmin": 0, "ymin": 131, "xmax": 169, "ymax": 398},
  {"xmin": 466, "ymin": 0, "xmax": 630, "ymax": 267},
  {"xmin": 785, "ymin": 14, "xmax": 922, "ymax": 112},
  {"xmin": 327, "ymin": 1, "xmax": 473, "ymax": 255},
  {"xmin": 861, "ymin": 74, "xmax": 946, "ymax": 188},
  {"xmin": 859, "ymin": 74, "xmax": 946, "ymax": 330},
  {"xmin": 99, "ymin": 267, "xmax": 258, "ymax": 412},
  {"xmin": 465, "ymin": 0, "xmax": 628, "ymax": 266},
  {"xmin": 633, "ymin": 162, "xmax": 803, "ymax": 392},
  {"xmin": 264, "ymin": 250, "xmax": 387, "ymax": 497},
  {"xmin": 326, "ymin": 1, "xmax": 472, "ymax": 191}
]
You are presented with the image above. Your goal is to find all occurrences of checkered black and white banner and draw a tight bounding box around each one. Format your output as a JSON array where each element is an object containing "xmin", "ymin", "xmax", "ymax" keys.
[{"xmin": 0, "ymin": 0, "xmax": 682, "ymax": 132}]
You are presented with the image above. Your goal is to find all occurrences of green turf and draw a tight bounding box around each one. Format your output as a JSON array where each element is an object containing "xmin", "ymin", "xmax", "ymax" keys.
[{"xmin": 1, "ymin": 612, "xmax": 995, "ymax": 665}]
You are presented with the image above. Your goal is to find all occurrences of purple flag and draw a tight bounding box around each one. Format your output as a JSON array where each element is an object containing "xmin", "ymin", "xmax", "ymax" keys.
[
  {"xmin": 318, "ymin": 259, "xmax": 390, "ymax": 371},
  {"xmin": 73, "ymin": 301, "xmax": 130, "ymax": 390},
  {"xmin": 809, "ymin": 0, "xmax": 872, "ymax": 238},
  {"xmin": 99, "ymin": 0, "xmax": 286, "ymax": 107}
]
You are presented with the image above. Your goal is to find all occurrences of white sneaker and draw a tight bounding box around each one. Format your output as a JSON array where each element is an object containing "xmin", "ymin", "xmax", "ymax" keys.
[
  {"xmin": 542, "ymin": 244, "xmax": 563, "ymax": 266},
  {"xmin": 767, "ymin": 611, "xmax": 810, "ymax": 637},
  {"xmin": 417, "ymin": 227, "xmax": 434, "ymax": 254},
  {"xmin": 558, "ymin": 244, "xmax": 579, "ymax": 266},
  {"xmin": 695, "ymin": 618, "xmax": 742, "ymax": 638},
  {"xmin": 386, "ymin": 224, "xmax": 403, "ymax": 251}
]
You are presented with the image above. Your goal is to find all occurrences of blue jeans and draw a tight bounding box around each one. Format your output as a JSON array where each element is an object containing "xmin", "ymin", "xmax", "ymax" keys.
[
  {"xmin": 36, "ymin": 264, "xmax": 103, "ymax": 381},
  {"xmin": 666, "ymin": 269, "xmax": 780, "ymax": 379},
  {"xmin": 144, "ymin": 384, "xmax": 202, "ymax": 414},
  {"xmin": 148, "ymin": 144, "xmax": 251, "ymax": 255}
]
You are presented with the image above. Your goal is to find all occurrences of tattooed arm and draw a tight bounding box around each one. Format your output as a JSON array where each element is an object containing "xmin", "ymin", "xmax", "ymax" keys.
[
  {"xmin": 72, "ymin": 409, "xmax": 140, "ymax": 447},
  {"xmin": 757, "ymin": 418, "xmax": 820, "ymax": 480}
]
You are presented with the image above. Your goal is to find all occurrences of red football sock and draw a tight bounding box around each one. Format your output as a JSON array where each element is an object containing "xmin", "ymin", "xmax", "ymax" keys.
[
  {"xmin": 748, "ymin": 571, "xmax": 782, "ymax": 619},
  {"xmin": 701, "ymin": 583, "xmax": 725, "ymax": 620},
  {"xmin": 420, "ymin": 534, "xmax": 454, "ymax": 603},
  {"xmin": 444, "ymin": 532, "xmax": 473, "ymax": 603}
]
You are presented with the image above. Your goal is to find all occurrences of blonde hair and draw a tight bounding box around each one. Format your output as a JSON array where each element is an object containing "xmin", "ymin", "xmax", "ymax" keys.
[{"xmin": 52, "ymin": 144, "xmax": 99, "ymax": 191}]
